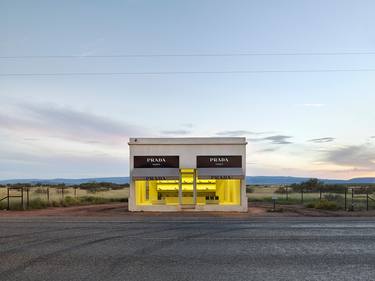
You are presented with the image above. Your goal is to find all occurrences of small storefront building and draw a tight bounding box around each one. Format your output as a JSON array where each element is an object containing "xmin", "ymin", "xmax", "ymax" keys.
[{"xmin": 128, "ymin": 138, "xmax": 247, "ymax": 212}]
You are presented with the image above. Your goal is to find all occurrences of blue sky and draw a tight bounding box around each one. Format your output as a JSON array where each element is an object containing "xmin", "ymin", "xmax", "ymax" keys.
[{"xmin": 1, "ymin": 0, "xmax": 375, "ymax": 179}]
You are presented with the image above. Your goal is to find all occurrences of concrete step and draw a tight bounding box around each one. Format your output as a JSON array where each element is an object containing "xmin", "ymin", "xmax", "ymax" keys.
[{"xmin": 180, "ymin": 204, "xmax": 196, "ymax": 209}]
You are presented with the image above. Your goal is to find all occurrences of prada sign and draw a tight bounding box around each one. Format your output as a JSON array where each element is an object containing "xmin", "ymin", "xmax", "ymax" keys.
[
  {"xmin": 145, "ymin": 176, "xmax": 167, "ymax": 180},
  {"xmin": 134, "ymin": 156, "xmax": 179, "ymax": 168},
  {"xmin": 209, "ymin": 175, "xmax": 234, "ymax": 179},
  {"xmin": 197, "ymin": 156, "xmax": 242, "ymax": 168}
]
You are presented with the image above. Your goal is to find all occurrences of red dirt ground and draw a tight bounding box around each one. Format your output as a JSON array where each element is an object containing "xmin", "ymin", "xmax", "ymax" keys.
[{"xmin": 1, "ymin": 202, "xmax": 375, "ymax": 218}]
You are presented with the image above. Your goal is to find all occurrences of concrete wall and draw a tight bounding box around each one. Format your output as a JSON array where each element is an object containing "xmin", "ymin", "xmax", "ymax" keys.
[{"xmin": 128, "ymin": 138, "xmax": 247, "ymax": 212}]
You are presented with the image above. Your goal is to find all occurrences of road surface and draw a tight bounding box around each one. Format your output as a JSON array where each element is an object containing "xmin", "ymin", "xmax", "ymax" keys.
[{"xmin": 0, "ymin": 217, "xmax": 374, "ymax": 281}]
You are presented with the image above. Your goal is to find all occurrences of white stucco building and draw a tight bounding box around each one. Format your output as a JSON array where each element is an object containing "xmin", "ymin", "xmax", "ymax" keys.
[{"xmin": 128, "ymin": 138, "xmax": 247, "ymax": 212}]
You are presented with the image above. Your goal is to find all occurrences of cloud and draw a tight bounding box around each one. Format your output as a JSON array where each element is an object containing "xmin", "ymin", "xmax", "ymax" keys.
[
  {"xmin": 323, "ymin": 144, "xmax": 375, "ymax": 168},
  {"xmin": 181, "ymin": 123, "xmax": 193, "ymax": 128},
  {"xmin": 0, "ymin": 103, "xmax": 147, "ymax": 143},
  {"xmin": 309, "ymin": 137, "xmax": 335, "ymax": 143},
  {"xmin": 249, "ymin": 135, "xmax": 293, "ymax": 145},
  {"xmin": 263, "ymin": 135, "xmax": 293, "ymax": 144},
  {"xmin": 0, "ymin": 149, "xmax": 128, "ymax": 179},
  {"xmin": 23, "ymin": 137, "xmax": 40, "ymax": 142},
  {"xmin": 216, "ymin": 130, "xmax": 271, "ymax": 137},
  {"xmin": 160, "ymin": 130, "xmax": 191, "ymax": 135},
  {"xmin": 296, "ymin": 103, "xmax": 326, "ymax": 107},
  {"xmin": 257, "ymin": 147, "xmax": 279, "ymax": 153}
]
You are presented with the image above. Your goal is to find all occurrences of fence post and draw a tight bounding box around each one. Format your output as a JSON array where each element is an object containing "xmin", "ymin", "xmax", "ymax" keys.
[
  {"xmin": 21, "ymin": 187, "xmax": 24, "ymax": 210},
  {"xmin": 351, "ymin": 188, "xmax": 354, "ymax": 211},
  {"xmin": 47, "ymin": 187, "xmax": 50, "ymax": 203},
  {"xmin": 319, "ymin": 188, "xmax": 322, "ymax": 200},
  {"xmin": 286, "ymin": 186, "xmax": 288, "ymax": 201},
  {"xmin": 301, "ymin": 188, "xmax": 304, "ymax": 204},
  {"xmin": 74, "ymin": 187, "xmax": 77, "ymax": 198},
  {"xmin": 366, "ymin": 187, "xmax": 369, "ymax": 211},
  {"xmin": 61, "ymin": 187, "xmax": 64, "ymax": 202},
  {"xmin": 344, "ymin": 187, "xmax": 347, "ymax": 210},
  {"xmin": 7, "ymin": 188, "xmax": 10, "ymax": 210},
  {"xmin": 27, "ymin": 188, "xmax": 30, "ymax": 209}
]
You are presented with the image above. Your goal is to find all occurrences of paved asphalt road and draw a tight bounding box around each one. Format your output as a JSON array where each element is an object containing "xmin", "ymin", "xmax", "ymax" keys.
[{"xmin": 0, "ymin": 217, "xmax": 375, "ymax": 281}]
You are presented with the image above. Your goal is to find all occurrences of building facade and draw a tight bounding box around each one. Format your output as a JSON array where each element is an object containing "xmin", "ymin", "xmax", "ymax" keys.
[{"xmin": 128, "ymin": 138, "xmax": 247, "ymax": 212}]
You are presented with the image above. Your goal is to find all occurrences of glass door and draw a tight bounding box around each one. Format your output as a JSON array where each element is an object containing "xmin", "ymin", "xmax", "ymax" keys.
[{"xmin": 179, "ymin": 169, "xmax": 196, "ymax": 206}]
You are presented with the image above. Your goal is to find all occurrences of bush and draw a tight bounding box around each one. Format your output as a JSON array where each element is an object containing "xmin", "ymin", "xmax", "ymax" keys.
[
  {"xmin": 246, "ymin": 186, "xmax": 254, "ymax": 193},
  {"xmin": 111, "ymin": 184, "xmax": 129, "ymax": 190},
  {"xmin": 0, "ymin": 201, "xmax": 24, "ymax": 210},
  {"xmin": 33, "ymin": 187, "xmax": 48, "ymax": 194},
  {"xmin": 79, "ymin": 196, "xmax": 109, "ymax": 204},
  {"xmin": 115, "ymin": 197, "xmax": 128, "ymax": 203},
  {"xmin": 275, "ymin": 186, "xmax": 288, "ymax": 194},
  {"xmin": 51, "ymin": 201, "xmax": 62, "ymax": 207},
  {"xmin": 28, "ymin": 198, "xmax": 49, "ymax": 209},
  {"xmin": 0, "ymin": 202, "xmax": 6, "ymax": 210},
  {"xmin": 63, "ymin": 196, "xmax": 79, "ymax": 206},
  {"xmin": 305, "ymin": 199, "xmax": 340, "ymax": 210},
  {"xmin": 314, "ymin": 200, "xmax": 339, "ymax": 211},
  {"xmin": 306, "ymin": 202, "xmax": 315, "ymax": 208}
]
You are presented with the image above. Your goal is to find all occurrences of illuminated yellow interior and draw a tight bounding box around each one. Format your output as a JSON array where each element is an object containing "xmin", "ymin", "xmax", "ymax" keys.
[{"xmin": 135, "ymin": 169, "xmax": 241, "ymax": 206}]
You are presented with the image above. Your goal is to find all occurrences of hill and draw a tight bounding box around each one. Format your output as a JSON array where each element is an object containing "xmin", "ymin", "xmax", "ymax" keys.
[{"xmin": 0, "ymin": 176, "xmax": 374, "ymax": 185}]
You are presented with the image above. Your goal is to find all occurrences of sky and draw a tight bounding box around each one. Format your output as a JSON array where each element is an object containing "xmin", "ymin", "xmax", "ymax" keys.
[{"xmin": 1, "ymin": 0, "xmax": 375, "ymax": 180}]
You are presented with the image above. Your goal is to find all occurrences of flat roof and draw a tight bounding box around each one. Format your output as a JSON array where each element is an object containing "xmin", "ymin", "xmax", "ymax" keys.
[{"xmin": 128, "ymin": 137, "xmax": 247, "ymax": 145}]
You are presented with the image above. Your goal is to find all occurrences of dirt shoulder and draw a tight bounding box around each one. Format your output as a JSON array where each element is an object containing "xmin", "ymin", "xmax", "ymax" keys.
[{"xmin": 1, "ymin": 202, "xmax": 375, "ymax": 218}]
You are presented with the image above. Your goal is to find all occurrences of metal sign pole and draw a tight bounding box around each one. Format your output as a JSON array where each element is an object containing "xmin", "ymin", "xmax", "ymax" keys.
[
  {"xmin": 272, "ymin": 194, "xmax": 277, "ymax": 211},
  {"xmin": 178, "ymin": 171, "xmax": 182, "ymax": 206},
  {"xmin": 193, "ymin": 170, "xmax": 197, "ymax": 205}
]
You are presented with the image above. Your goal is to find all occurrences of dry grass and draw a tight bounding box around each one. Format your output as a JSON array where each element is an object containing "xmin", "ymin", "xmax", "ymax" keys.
[{"xmin": 0, "ymin": 187, "xmax": 129, "ymax": 209}]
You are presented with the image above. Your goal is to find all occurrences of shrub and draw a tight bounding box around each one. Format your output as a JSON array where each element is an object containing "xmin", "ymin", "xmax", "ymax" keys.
[
  {"xmin": 28, "ymin": 198, "xmax": 49, "ymax": 209},
  {"xmin": 0, "ymin": 202, "xmax": 6, "ymax": 210},
  {"xmin": 79, "ymin": 196, "xmax": 109, "ymax": 204},
  {"xmin": 314, "ymin": 200, "xmax": 339, "ymax": 211},
  {"xmin": 51, "ymin": 201, "xmax": 61, "ymax": 207},
  {"xmin": 77, "ymin": 196, "xmax": 127, "ymax": 204},
  {"xmin": 63, "ymin": 196, "xmax": 79, "ymax": 206},
  {"xmin": 115, "ymin": 198, "xmax": 128, "ymax": 203},
  {"xmin": 246, "ymin": 186, "xmax": 254, "ymax": 193},
  {"xmin": 111, "ymin": 184, "xmax": 129, "ymax": 190},
  {"xmin": 306, "ymin": 202, "xmax": 315, "ymax": 208},
  {"xmin": 33, "ymin": 187, "xmax": 48, "ymax": 194},
  {"xmin": 275, "ymin": 186, "xmax": 288, "ymax": 194}
]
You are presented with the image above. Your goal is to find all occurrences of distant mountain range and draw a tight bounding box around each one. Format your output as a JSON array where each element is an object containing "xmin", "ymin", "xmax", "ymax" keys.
[
  {"xmin": 247, "ymin": 176, "xmax": 375, "ymax": 185},
  {"xmin": 0, "ymin": 176, "xmax": 374, "ymax": 185},
  {"xmin": 0, "ymin": 177, "xmax": 130, "ymax": 185}
]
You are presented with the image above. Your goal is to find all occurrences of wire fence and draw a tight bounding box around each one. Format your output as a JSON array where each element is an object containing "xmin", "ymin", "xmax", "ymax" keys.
[
  {"xmin": 248, "ymin": 185, "xmax": 375, "ymax": 211},
  {"xmin": 2, "ymin": 184, "xmax": 375, "ymax": 211},
  {"xmin": 0, "ymin": 186, "xmax": 129, "ymax": 210}
]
